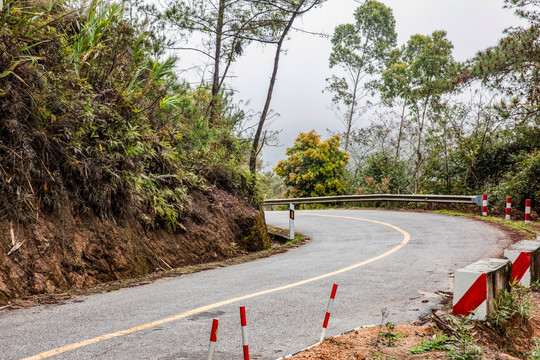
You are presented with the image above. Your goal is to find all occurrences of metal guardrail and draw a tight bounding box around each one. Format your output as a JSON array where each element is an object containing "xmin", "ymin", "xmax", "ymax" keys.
[{"xmin": 264, "ymin": 194, "xmax": 483, "ymax": 207}]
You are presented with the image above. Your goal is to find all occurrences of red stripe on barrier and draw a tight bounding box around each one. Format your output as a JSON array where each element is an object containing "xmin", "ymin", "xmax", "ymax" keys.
[
  {"xmin": 210, "ymin": 319, "xmax": 218, "ymax": 342},
  {"xmin": 240, "ymin": 306, "xmax": 247, "ymax": 327},
  {"xmin": 322, "ymin": 312, "xmax": 331, "ymax": 329},
  {"xmin": 243, "ymin": 345, "xmax": 250, "ymax": 360},
  {"xmin": 453, "ymin": 273, "xmax": 487, "ymax": 316},
  {"xmin": 330, "ymin": 284, "xmax": 338, "ymax": 299},
  {"xmin": 512, "ymin": 252, "xmax": 531, "ymax": 283}
]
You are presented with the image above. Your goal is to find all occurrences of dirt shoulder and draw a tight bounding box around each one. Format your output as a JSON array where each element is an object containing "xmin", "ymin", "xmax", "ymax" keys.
[{"xmin": 290, "ymin": 291, "xmax": 540, "ymax": 360}]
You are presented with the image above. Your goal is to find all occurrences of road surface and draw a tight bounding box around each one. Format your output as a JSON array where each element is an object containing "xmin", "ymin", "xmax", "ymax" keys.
[{"xmin": 0, "ymin": 210, "xmax": 507, "ymax": 359}]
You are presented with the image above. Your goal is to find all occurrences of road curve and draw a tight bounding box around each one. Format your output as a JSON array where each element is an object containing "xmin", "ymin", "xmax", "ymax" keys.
[{"xmin": 0, "ymin": 210, "xmax": 507, "ymax": 360}]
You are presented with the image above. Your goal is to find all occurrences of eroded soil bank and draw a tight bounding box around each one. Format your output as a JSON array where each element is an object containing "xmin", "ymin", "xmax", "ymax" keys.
[{"xmin": 0, "ymin": 186, "xmax": 270, "ymax": 305}]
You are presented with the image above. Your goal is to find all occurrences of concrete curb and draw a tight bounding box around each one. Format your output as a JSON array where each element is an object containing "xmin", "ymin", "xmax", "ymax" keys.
[
  {"xmin": 504, "ymin": 240, "xmax": 540, "ymax": 287},
  {"xmin": 452, "ymin": 258, "xmax": 511, "ymax": 320}
]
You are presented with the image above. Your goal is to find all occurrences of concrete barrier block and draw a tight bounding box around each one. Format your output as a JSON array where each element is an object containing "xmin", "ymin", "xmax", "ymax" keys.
[
  {"xmin": 504, "ymin": 240, "xmax": 540, "ymax": 287},
  {"xmin": 453, "ymin": 258, "xmax": 512, "ymax": 320}
]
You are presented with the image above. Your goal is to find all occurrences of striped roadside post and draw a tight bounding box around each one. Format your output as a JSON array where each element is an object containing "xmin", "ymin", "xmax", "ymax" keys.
[
  {"xmin": 506, "ymin": 197, "xmax": 512, "ymax": 220},
  {"xmin": 240, "ymin": 306, "xmax": 249, "ymax": 360},
  {"xmin": 525, "ymin": 199, "xmax": 531, "ymax": 224},
  {"xmin": 289, "ymin": 203, "xmax": 295, "ymax": 240},
  {"xmin": 207, "ymin": 319, "xmax": 219, "ymax": 360},
  {"xmin": 482, "ymin": 193, "xmax": 488, "ymax": 216},
  {"xmin": 320, "ymin": 284, "xmax": 338, "ymax": 343},
  {"xmin": 453, "ymin": 258, "xmax": 511, "ymax": 320},
  {"xmin": 504, "ymin": 240, "xmax": 540, "ymax": 287}
]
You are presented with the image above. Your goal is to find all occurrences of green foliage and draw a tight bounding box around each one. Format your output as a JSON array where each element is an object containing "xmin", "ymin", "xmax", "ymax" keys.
[
  {"xmin": 274, "ymin": 130, "xmax": 349, "ymax": 198},
  {"xmin": 326, "ymin": 0, "xmax": 396, "ymax": 150},
  {"xmin": 378, "ymin": 321, "xmax": 402, "ymax": 347},
  {"xmin": 469, "ymin": 0, "xmax": 540, "ymax": 125},
  {"xmin": 490, "ymin": 286, "xmax": 531, "ymax": 328},
  {"xmin": 381, "ymin": 30, "xmax": 459, "ymax": 193},
  {"xmin": 490, "ymin": 147, "xmax": 540, "ymax": 212},
  {"xmin": 446, "ymin": 315, "xmax": 483, "ymax": 360},
  {"xmin": 258, "ymin": 170, "xmax": 284, "ymax": 199},
  {"xmin": 409, "ymin": 332, "xmax": 450, "ymax": 354},
  {"xmin": 528, "ymin": 338, "xmax": 540, "ymax": 360},
  {"xmin": 488, "ymin": 284, "xmax": 532, "ymax": 354},
  {"xmin": 355, "ymin": 152, "xmax": 410, "ymax": 194},
  {"xmin": 0, "ymin": 0, "xmax": 257, "ymax": 229}
]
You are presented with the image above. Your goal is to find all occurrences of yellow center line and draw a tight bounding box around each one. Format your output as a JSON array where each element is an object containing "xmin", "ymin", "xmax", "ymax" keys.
[{"xmin": 22, "ymin": 214, "xmax": 410, "ymax": 360}]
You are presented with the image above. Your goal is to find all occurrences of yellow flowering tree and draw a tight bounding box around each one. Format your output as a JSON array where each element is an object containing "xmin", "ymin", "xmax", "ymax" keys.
[{"xmin": 274, "ymin": 130, "xmax": 349, "ymax": 197}]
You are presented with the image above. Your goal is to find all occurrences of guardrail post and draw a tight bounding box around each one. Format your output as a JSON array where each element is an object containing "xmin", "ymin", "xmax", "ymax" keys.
[
  {"xmin": 482, "ymin": 193, "xmax": 488, "ymax": 216},
  {"xmin": 506, "ymin": 197, "xmax": 512, "ymax": 220},
  {"xmin": 289, "ymin": 203, "xmax": 295, "ymax": 241},
  {"xmin": 525, "ymin": 199, "xmax": 531, "ymax": 224}
]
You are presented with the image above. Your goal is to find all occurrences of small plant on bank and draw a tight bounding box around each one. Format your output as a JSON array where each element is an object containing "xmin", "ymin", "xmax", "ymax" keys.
[
  {"xmin": 490, "ymin": 284, "xmax": 531, "ymax": 329},
  {"xmin": 377, "ymin": 308, "xmax": 402, "ymax": 347},
  {"xmin": 446, "ymin": 314, "xmax": 483, "ymax": 360},
  {"xmin": 488, "ymin": 284, "xmax": 533, "ymax": 356},
  {"xmin": 531, "ymin": 280, "xmax": 540, "ymax": 292},
  {"xmin": 409, "ymin": 331, "xmax": 451, "ymax": 354},
  {"xmin": 528, "ymin": 338, "xmax": 540, "ymax": 360},
  {"xmin": 378, "ymin": 321, "xmax": 403, "ymax": 347}
]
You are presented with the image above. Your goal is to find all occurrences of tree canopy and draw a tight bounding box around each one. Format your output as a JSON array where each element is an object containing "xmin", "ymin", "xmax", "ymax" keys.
[
  {"xmin": 326, "ymin": 0, "xmax": 396, "ymax": 151},
  {"xmin": 274, "ymin": 130, "xmax": 349, "ymax": 197}
]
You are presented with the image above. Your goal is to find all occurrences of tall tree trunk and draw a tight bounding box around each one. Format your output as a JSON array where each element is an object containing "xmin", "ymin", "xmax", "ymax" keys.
[
  {"xmin": 394, "ymin": 100, "xmax": 406, "ymax": 165},
  {"xmin": 414, "ymin": 96, "xmax": 430, "ymax": 194},
  {"xmin": 249, "ymin": 1, "xmax": 305, "ymax": 173},
  {"xmin": 209, "ymin": 0, "xmax": 226, "ymax": 124},
  {"xmin": 344, "ymin": 68, "xmax": 361, "ymax": 152}
]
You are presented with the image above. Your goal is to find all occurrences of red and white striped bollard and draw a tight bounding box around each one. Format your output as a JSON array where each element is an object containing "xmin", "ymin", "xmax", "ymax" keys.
[
  {"xmin": 525, "ymin": 199, "xmax": 531, "ymax": 224},
  {"xmin": 482, "ymin": 193, "xmax": 488, "ymax": 216},
  {"xmin": 207, "ymin": 318, "xmax": 219, "ymax": 360},
  {"xmin": 506, "ymin": 197, "xmax": 512, "ymax": 220},
  {"xmin": 240, "ymin": 306, "xmax": 249, "ymax": 360},
  {"xmin": 320, "ymin": 284, "xmax": 338, "ymax": 343}
]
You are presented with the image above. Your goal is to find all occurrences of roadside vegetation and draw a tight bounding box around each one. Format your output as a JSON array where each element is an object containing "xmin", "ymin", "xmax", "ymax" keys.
[
  {"xmin": 272, "ymin": 0, "xmax": 539, "ymax": 219},
  {"xmin": 0, "ymin": 0, "xmax": 260, "ymax": 231}
]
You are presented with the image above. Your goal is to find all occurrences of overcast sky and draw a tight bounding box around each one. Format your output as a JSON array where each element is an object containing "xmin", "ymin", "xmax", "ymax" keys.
[{"xmin": 177, "ymin": 0, "xmax": 526, "ymax": 170}]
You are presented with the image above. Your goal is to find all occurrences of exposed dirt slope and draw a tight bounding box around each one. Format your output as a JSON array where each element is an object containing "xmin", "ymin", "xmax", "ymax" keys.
[{"xmin": 0, "ymin": 185, "xmax": 270, "ymax": 305}]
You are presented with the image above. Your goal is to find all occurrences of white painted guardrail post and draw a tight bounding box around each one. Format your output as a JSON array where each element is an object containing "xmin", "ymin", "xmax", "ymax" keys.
[
  {"xmin": 506, "ymin": 196, "xmax": 512, "ymax": 220},
  {"xmin": 453, "ymin": 258, "xmax": 511, "ymax": 320},
  {"xmin": 504, "ymin": 240, "xmax": 540, "ymax": 287},
  {"xmin": 289, "ymin": 203, "xmax": 295, "ymax": 241},
  {"xmin": 207, "ymin": 318, "xmax": 219, "ymax": 360},
  {"xmin": 320, "ymin": 284, "xmax": 338, "ymax": 343},
  {"xmin": 525, "ymin": 199, "xmax": 531, "ymax": 224},
  {"xmin": 240, "ymin": 306, "xmax": 249, "ymax": 360}
]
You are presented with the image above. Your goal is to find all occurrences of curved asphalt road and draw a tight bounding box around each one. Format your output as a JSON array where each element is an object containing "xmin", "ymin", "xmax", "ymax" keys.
[{"xmin": 0, "ymin": 210, "xmax": 507, "ymax": 360}]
